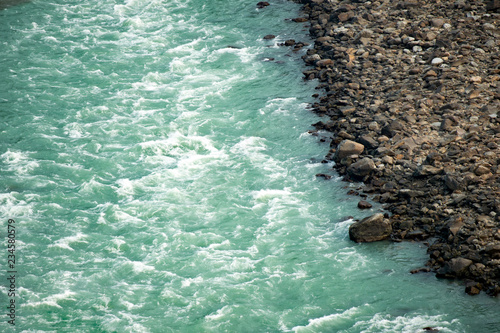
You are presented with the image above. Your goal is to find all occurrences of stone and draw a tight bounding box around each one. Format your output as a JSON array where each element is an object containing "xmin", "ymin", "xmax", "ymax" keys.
[
  {"xmin": 316, "ymin": 59, "xmax": 334, "ymax": 67},
  {"xmin": 334, "ymin": 140, "xmax": 364, "ymax": 161},
  {"xmin": 358, "ymin": 135, "xmax": 379, "ymax": 149},
  {"xmin": 381, "ymin": 120, "xmax": 404, "ymax": 138},
  {"xmin": 444, "ymin": 175, "xmax": 461, "ymax": 191},
  {"xmin": 474, "ymin": 164, "xmax": 491, "ymax": 176},
  {"xmin": 447, "ymin": 217, "xmax": 464, "ymax": 236},
  {"xmin": 437, "ymin": 257, "xmax": 473, "ymax": 278},
  {"xmin": 431, "ymin": 58, "xmax": 444, "ymax": 65},
  {"xmin": 448, "ymin": 258, "xmax": 473, "ymax": 276},
  {"xmin": 348, "ymin": 157, "xmax": 376, "ymax": 177},
  {"xmin": 263, "ymin": 35, "xmax": 276, "ymax": 40},
  {"xmin": 256, "ymin": 1, "xmax": 270, "ymax": 9},
  {"xmin": 349, "ymin": 213, "xmax": 392, "ymax": 242},
  {"xmin": 358, "ymin": 200, "xmax": 373, "ymax": 209},
  {"xmin": 430, "ymin": 18, "xmax": 445, "ymax": 28},
  {"xmin": 413, "ymin": 165, "xmax": 443, "ymax": 177},
  {"xmin": 486, "ymin": 0, "xmax": 500, "ymax": 11}
]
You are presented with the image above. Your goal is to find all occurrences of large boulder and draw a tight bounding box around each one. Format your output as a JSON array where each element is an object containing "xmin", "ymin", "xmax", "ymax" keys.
[
  {"xmin": 334, "ymin": 140, "xmax": 364, "ymax": 162},
  {"xmin": 437, "ymin": 257, "xmax": 473, "ymax": 278},
  {"xmin": 349, "ymin": 213, "xmax": 392, "ymax": 242},
  {"xmin": 347, "ymin": 157, "xmax": 376, "ymax": 177}
]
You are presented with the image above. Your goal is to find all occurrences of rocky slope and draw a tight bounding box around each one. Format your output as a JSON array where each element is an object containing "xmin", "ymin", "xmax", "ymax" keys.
[{"xmin": 279, "ymin": 0, "xmax": 500, "ymax": 295}]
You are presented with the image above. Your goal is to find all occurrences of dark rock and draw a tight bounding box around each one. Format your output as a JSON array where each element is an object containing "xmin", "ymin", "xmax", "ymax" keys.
[
  {"xmin": 486, "ymin": 0, "xmax": 500, "ymax": 11},
  {"xmin": 348, "ymin": 157, "xmax": 376, "ymax": 177},
  {"xmin": 349, "ymin": 213, "xmax": 392, "ymax": 243},
  {"xmin": 437, "ymin": 258, "xmax": 473, "ymax": 278},
  {"xmin": 358, "ymin": 200, "xmax": 373, "ymax": 209},
  {"xmin": 263, "ymin": 35, "xmax": 276, "ymax": 40},
  {"xmin": 381, "ymin": 120, "xmax": 404, "ymax": 138},
  {"xmin": 256, "ymin": 1, "xmax": 270, "ymax": 9},
  {"xmin": 358, "ymin": 135, "xmax": 379, "ymax": 149},
  {"xmin": 444, "ymin": 175, "xmax": 461, "ymax": 191}
]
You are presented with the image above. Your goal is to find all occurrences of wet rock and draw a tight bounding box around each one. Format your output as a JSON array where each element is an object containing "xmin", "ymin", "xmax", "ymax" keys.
[
  {"xmin": 349, "ymin": 213, "xmax": 392, "ymax": 243},
  {"xmin": 256, "ymin": 1, "xmax": 270, "ymax": 9},
  {"xmin": 263, "ymin": 35, "xmax": 276, "ymax": 40},
  {"xmin": 358, "ymin": 200, "xmax": 373, "ymax": 209}
]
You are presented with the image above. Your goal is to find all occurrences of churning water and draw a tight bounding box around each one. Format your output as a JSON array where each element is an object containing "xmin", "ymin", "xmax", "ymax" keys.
[{"xmin": 0, "ymin": 0, "xmax": 499, "ymax": 331}]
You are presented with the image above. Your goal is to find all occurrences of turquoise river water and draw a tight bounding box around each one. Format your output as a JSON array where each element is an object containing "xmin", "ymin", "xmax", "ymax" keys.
[{"xmin": 0, "ymin": 0, "xmax": 499, "ymax": 332}]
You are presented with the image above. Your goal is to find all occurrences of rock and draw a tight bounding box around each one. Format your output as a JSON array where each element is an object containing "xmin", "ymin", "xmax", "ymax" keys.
[
  {"xmin": 334, "ymin": 140, "xmax": 364, "ymax": 161},
  {"xmin": 358, "ymin": 135, "xmax": 379, "ymax": 149},
  {"xmin": 381, "ymin": 120, "xmax": 404, "ymax": 138},
  {"xmin": 486, "ymin": 0, "xmax": 500, "ymax": 11},
  {"xmin": 349, "ymin": 213, "xmax": 392, "ymax": 242},
  {"xmin": 358, "ymin": 200, "xmax": 373, "ymax": 209},
  {"xmin": 430, "ymin": 18, "xmax": 445, "ymax": 28},
  {"xmin": 447, "ymin": 217, "xmax": 464, "ymax": 236},
  {"xmin": 444, "ymin": 175, "xmax": 461, "ymax": 191},
  {"xmin": 431, "ymin": 58, "xmax": 444, "ymax": 65},
  {"xmin": 465, "ymin": 281, "xmax": 482, "ymax": 295},
  {"xmin": 315, "ymin": 173, "xmax": 332, "ymax": 180},
  {"xmin": 316, "ymin": 59, "xmax": 334, "ymax": 67},
  {"xmin": 348, "ymin": 157, "xmax": 376, "ymax": 177},
  {"xmin": 292, "ymin": 17, "xmax": 308, "ymax": 22},
  {"xmin": 437, "ymin": 257, "xmax": 473, "ymax": 278},
  {"xmin": 338, "ymin": 11, "xmax": 354, "ymax": 22},
  {"xmin": 263, "ymin": 35, "xmax": 276, "ymax": 40},
  {"xmin": 413, "ymin": 165, "xmax": 443, "ymax": 177},
  {"xmin": 474, "ymin": 164, "xmax": 491, "ymax": 176},
  {"xmin": 256, "ymin": 1, "xmax": 270, "ymax": 9}
]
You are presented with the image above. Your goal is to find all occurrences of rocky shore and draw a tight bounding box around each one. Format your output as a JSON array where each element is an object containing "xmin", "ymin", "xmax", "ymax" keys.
[{"xmin": 266, "ymin": 0, "xmax": 500, "ymax": 295}]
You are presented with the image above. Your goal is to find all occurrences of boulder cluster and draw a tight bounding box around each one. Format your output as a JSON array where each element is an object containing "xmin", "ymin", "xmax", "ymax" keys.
[{"xmin": 275, "ymin": 0, "xmax": 500, "ymax": 295}]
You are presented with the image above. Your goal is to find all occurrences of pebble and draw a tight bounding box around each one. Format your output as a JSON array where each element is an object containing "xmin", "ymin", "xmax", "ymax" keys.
[{"xmin": 431, "ymin": 57, "xmax": 444, "ymax": 65}]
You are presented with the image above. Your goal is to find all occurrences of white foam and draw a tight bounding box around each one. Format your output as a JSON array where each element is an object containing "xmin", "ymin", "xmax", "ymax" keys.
[
  {"xmin": 48, "ymin": 233, "xmax": 88, "ymax": 251},
  {"xmin": 353, "ymin": 313, "xmax": 459, "ymax": 333},
  {"xmin": 291, "ymin": 306, "xmax": 364, "ymax": 332},
  {"xmin": 23, "ymin": 290, "xmax": 77, "ymax": 309},
  {"xmin": 252, "ymin": 189, "xmax": 291, "ymax": 201},
  {"xmin": 131, "ymin": 261, "xmax": 155, "ymax": 273},
  {"xmin": 181, "ymin": 276, "xmax": 203, "ymax": 288},
  {"xmin": 1, "ymin": 149, "xmax": 39, "ymax": 174}
]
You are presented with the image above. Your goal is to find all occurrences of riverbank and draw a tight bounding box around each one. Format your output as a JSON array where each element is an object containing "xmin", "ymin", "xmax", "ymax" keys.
[{"xmin": 280, "ymin": 0, "xmax": 500, "ymax": 295}]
